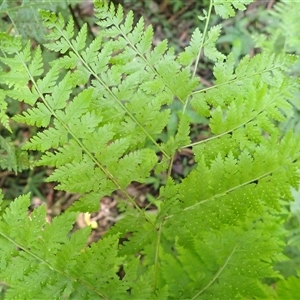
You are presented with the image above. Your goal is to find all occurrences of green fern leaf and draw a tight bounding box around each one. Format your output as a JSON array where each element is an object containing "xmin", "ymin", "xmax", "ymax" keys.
[
  {"xmin": 212, "ymin": 52, "xmax": 236, "ymax": 83},
  {"xmin": 71, "ymin": 23, "xmax": 87, "ymax": 51},
  {"xmin": 95, "ymin": 2, "xmax": 124, "ymax": 30},
  {"xmin": 177, "ymin": 28, "xmax": 203, "ymax": 66},
  {"xmin": 36, "ymin": 62, "xmax": 60, "ymax": 94},
  {"xmin": 111, "ymin": 149, "xmax": 157, "ymax": 189},
  {"xmin": 1, "ymin": 2, "xmax": 300, "ymax": 298},
  {"xmin": 136, "ymin": 25, "xmax": 153, "ymax": 55},
  {"xmin": 68, "ymin": 191, "xmax": 106, "ymax": 212},
  {"xmin": 161, "ymin": 208, "xmax": 286, "ymax": 299},
  {"xmin": 203, "ymin": 25, "xmax": 226, "ymax": 61},
  {"xmin": 13, "ymin": 103, "xmax": 52, "ymax": 127},
  {"xmin": 49, "ymin": 72, "xmax": 74, "ymax": 110},
  {"xmin": 269, "ymin": 1, "xmax": 300, "ymax": 51},
  {"xmin": 175, "ymin": 114, "xmax": 191, "ymax": 147},
  {"xmin": 46, "ymin": 158, "xmax": 107, "ymax": 194},
  {"xmin": 23, "ymin": 121, "xmax": 68, "ymax": 152},
  {"xmin": 276, "ymin": 273, "xmax": 300, "ymax": 299},
  {"xmin": 81, "ymin": 35, "xmax": 103, "ymax": 65},
  {"xmin": 41, "ymin": 11, "xmax": 74, "ymax": 54},
  {"xmin": 213, "ymin": 0, "xmax": 253, "ymax": 19},
  {"xmin": 106, "ymin": 211, "xmax": 157, "ymax": 260},
  {"xmin": 131, "ymin": 266, "xmax": 169, "ymax": 300},
  {"xmin": 121, "ymin": 10, "xmax": 134, "ymax": 35},
  {"xmin": 37, "ymin": 141, "xmax": 81, "ymax": 168},
  {"xmin": 0, "ymin": 137, "xmax": 30, "ymax": 172},
  {"xmin": 7, "ymin": 86, "xmax": 39, "ymax": 106},
  {"xmin": 0, "ymin": 192, "xmax": 133, "ymax": 299},
  {"xmin": 28, "ymin": 46, "xmax": 44, "ymax": 77},
  {"xmin": 148, "ymin": 39, "xmax": 169, "ymax": 65},
  {"xmin": 0, "ymin": 89, "xmax": 10, "ymax": 132}
]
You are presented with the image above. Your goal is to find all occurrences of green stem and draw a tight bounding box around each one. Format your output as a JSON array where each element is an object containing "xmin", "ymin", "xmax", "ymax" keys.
[
  {"xmin": 167, "ymin": 155, "xmax": 174, "ymax": 180},
  {"xmin": 153, "ymin": 221, "xmax": 163, "ymax": 293},
  {"xmin": 192, "ymin": 0, "xmax": 213, "ymax": 79},
  {"xmin": 191, "ymin": 67, "xmax": 280, "ymax": 96},
  {"xmin": 191, "ymin": 243, "xmax": 238, "ymax": 299},
  {"xmin": 182, "ymin": 0, "xmax": 213, "ymax": 115}
]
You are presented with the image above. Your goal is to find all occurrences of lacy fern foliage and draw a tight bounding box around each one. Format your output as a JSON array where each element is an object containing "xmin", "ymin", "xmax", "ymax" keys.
[
  {"xmin": 0, "ymin": 0, "xmax": 300, "ymax": 298},
  {"xmin": 0, "ymin": 192, "xmax": 134, "ymax": 299}
]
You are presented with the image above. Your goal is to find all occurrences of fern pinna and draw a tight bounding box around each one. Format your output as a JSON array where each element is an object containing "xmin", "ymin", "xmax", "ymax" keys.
[{"xmin": 0, "ymin": 0, "xmax": 300, "ymax": 298}]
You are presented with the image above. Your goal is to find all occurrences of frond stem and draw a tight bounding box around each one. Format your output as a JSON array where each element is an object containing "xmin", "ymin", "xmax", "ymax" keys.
[
  {"xmin": 167, "ymin": 155, "xmax": 175, "ymax": 179},
  {"xmin": 192, "ymin": 0, "xmax": 213, "ymax": 79},
  {"xmin": 191, "ymin": 67, "xmax": 282, "ymax": 96},
  {"xmin": 182, "ymin": 0, "xmax": 212, "ymax": 114},
  {"xmin": 191, "ymin": 243, "xmax": 238, "ymax": 299},
  {"xmin": 181, "ymin": 96, "xmax": 278, "ymax": 149},
  {"xmin": 165, "ymin": 168, "xmax": 277, "ymax": 220},
  {"xmin": 153, "ymin": 221, "xmax": 163, "ymax": 293}
]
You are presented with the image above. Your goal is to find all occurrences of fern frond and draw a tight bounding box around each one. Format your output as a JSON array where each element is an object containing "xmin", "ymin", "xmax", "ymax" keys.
[
  {"xmin": 213, "ymin": 0, "xmax": 253, "ymax": 19},
  {"xmin": 95, "ymin": 2, "xmax": 198, "ymax": 104},
  {"xmin": 0, "ymin": 192, "xmax": 134, "ymax": 299},
  {"xmin": 0, "ymin": 137, "xmax": 30, "ymax": 172},
  {"xmin": 131, "ymin": 268, "xmax": 162, "ymax": 300},
  {"xmin": 0, "ymin": 89, "xmax": 10, "ymax": 132},
  {"xmin": 1, "ymin": 1, "xmax": 300, "ymax": 298},
  {"xmin": 13, "ymin": 103, "xmax": 52, "ymax": 127},
  {"xmin": 164, "ymin": 134, "xmax": 300, "ymax": 233},
  {"xmin": 189, "ymin": 52, "xmax": 297, "ymax": 142},
  {"xmin": 37, "ymin": 139, "xmax": 82, "ymax": 167},
  {"xmin": 177, "ymin": 28, "xmax": 204, "ymax": 66},
  {"xmin": 161, "ymin": 215, "xmax": 285, "ymax": 299},
  {"xmin": 276, "ymin": 273, "xmax": 300, "ymax": 299},
  {"xmin": 0, "ymin": 27, "xmax": 158, "ymax": 212},
  {"xmin": 270, "ymin": 0, "xmax": 300, "ymax": 51},
  {"xmin": 1, "ymin": 5, "xmax": 191, "ymax": 214},
  {"xmin": 22, "ymin": 122, "xmax": 68, "ymax": 152},
  {"xmin": 47, "ymin": 157, "xmax": 106, "ymax": 194},
  {"xmin": 203, "ymin": 25, "xmax": 226, "ymax": 62},
  {"xmin": 107, "ymin": 212, "xmax": 155, "ymax": 254}
]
